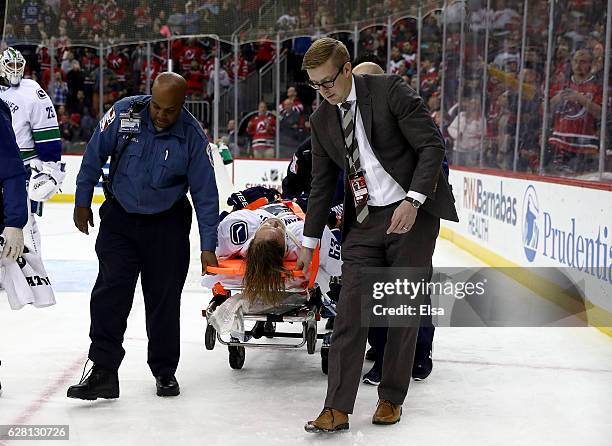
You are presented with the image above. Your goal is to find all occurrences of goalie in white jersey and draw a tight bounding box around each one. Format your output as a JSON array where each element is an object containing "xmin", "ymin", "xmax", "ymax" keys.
[
  {"xmin": 204, "ymin": 202, "xmax": 342, "ymax": 305},
  {"xmin": 0, "ymin": 47, "xmax": 66, "ymax": 254}
]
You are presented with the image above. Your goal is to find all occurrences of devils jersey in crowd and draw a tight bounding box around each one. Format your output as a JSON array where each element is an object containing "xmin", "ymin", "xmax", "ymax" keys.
[
  {"xmin": 549, "ymin": 75, "xmax": 603, "ymax": 153},
  {"xmin": 247, "ymin": 112, "xmax": 276, "ymax": 153}
]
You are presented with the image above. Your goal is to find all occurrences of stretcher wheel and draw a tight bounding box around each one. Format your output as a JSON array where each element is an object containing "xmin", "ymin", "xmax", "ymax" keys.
[
  {"xmin": 306, "ymin": 322, "xmax": 317, "ymax": 355},
  {"xmin": 205, "ymin": 324, "xmax": 216, "ymax": 350},
  {"xmin": 229, "ymin": 345, "xmax": 245, "ymax": 369},
  {"xmin": 321, "ymin": 347, "xmax": 329, "ymax": 375}
]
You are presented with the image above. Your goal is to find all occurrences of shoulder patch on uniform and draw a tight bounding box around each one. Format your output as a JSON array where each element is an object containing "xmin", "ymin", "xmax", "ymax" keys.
[
  {"xmin": 230, "ymin": 221, "xmax": 249, "ymax": 245},
  {"xmin": 99, "ymin": 107, "xmax": 116, "ymax": 132},
  {"xmin": 36, "ymin": 88, "xmax": 47, "ymax": 100}
]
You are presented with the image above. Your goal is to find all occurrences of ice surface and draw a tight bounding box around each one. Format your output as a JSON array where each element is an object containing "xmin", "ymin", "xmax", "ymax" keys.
[{"xmin": 1, "ymin": 203, "xmax": 611, "ymax": 446}]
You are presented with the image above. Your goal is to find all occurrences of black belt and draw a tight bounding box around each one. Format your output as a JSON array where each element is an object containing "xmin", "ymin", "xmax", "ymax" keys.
[
  {"xmin": 108, "ymin": 195, "xmax": 189, "ymax": 219},
  {"xmin": 368, "ymin": 199, "xmax": 403, "ymax": 212}
]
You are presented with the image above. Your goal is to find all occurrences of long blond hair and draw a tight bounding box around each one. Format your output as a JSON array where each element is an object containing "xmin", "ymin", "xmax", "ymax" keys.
[{"xmin": 243, "ymin": 236, "xmax": 287, "ymax": 306}]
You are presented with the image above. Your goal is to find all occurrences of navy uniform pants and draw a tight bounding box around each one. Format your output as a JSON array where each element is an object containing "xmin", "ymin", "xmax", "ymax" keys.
[{"xmin": 88, "ymin": 196, "xmax": 192, "ymax": 377}]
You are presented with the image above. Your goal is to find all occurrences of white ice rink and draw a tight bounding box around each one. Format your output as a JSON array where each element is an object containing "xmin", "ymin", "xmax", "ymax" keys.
[{"xmin": 1, "ymin": 202, "xmax": 611, "ymax": 446}]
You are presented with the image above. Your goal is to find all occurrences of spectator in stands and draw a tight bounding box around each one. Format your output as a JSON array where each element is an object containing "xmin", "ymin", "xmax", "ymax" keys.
[
  {"xmin": 179, "ymin": 38, "xmax": 204, "ymax": 74},
  {"xmin": 59, "ymin": 112, "xmax": 76, "ymax": 150},
  {"xmin": 218, "ymin": 0, "xmax": 238, "ymax": 35},
  {"xmin": 3, "ymin": 24, "xmax": 17, "ymax": 47},
  {"xmin": 564, "ymin": 11, "xmax": 589, "ymax": 51},
  {"xmin": 36, "ymin": 22, "xmax": 49, "ymax": 42},
  {"xmin": 254, "ymin": 36, "xmax": 275, "ymax": 71},
  {"xmin": 130, "ymin": 43, "xmax": 147, "ymax": 85},
  {"xmin": 51, "ymin": 72, "xmax": 69, "ymax": 107},
  {"xmin": 185, "ymin": 2, "xmax": 201, "ymax": 35},
  {"xmin": 428, "ymin": 92, "xmax": 442, "ymax": 127},
  {"xmin": 39, "ymin": 2, "xmax": 58, "ymax": 33},
  {"xmin": 60, "ymin": 51, "xmax": 74, "ymax": 75},
  {"xmin": 185, "ymin": 60, "xmax": 206, "ymax": 99},
  {"xmin": 552, "ymin": 39, "xmax": 572, "ymax": 86},
  {"xmin": 206, "ymin": 64, "xmax": 230, "ymax": 98},
  {"xmin": 278, "ymin": 86, "xmax": 303, "ymax": 114},
  {"xmin": 107, "ymin": 47, "xmax": 128, "ymax": 83},
  {"xmin": 420, "ymin": 57, "xmax": 439, "ymax": 101},
  {"xmin": 20, "ymin": 24, "xmax": 38, "ymax": 43},
  {"xmin": 448, "ymin": 95, "xmax": 484, "ymax": 167},
  {"xmin": 225, "ymin": 52, "xmax": 249, "ymax": 80},
  {"xmin": 493, "ymin": 64, "xmax": 543, "ymax": 171},
  {"xmin": 153, "ymin": 10, "xmax": 168, "ymax": 36},
  {"xmin": 493, "ymin": 38, "xmax": 520, "ymax": 72},
  {"xmin": 389, "ymin": 47, "xmax": 405, "ymax": 75},
  {"xmin": 586, "ymin": 31, "xmax": 604, "ymax": 77},
  {"xmin": 134, "ymin": 1, "xmax": 152, "ymax": 39},
  {"xmin": 21, "ymin": 0, "xmax": 40, "ymax": 27},
  {"xmin": 247, "ymin": 101, "xmax": 276, "ymax": 159},
  {"xmin": 548, "ymin": 48, "xmax": 602, "ymax": 174},
  {"xmin": 67, "ymin": 60, "xmax": 85, "ymax": 95},
  {"xmin": 78, "ymin": 107, "xmax": 96, "ymax": 142},
  {"xmin": 277, "ymin": 11, "xmax": 298, "ymax": 31},
  {"xmin": 400, "ymin": 41, "xmax": 416, "ymax": 72},
  {"xmin": 168, "ymin": 4, "xmax": 186, "ymax": 36},
  {"xmin": 68, "ymin": 90, "xmax": 90, "ymax": 117},
  {"xmin": 279, "ymin": 97, "xmax": 306, "ymax": 156},
  {"xmin": 220, "ymin": 119, "xmax": 244, "ymax": 157}
]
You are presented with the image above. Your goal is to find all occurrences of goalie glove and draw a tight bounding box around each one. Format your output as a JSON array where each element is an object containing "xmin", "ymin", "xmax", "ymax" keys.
[{"xmin": 28, "ymin": 159, "xmax": 67, "ymax": 202}]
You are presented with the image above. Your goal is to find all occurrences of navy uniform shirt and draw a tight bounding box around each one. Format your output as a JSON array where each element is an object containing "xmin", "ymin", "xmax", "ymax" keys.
[
  {"xmin": 0, "ymin": 99, "xmax": 28, "ymax": 229},
  {"xmin": 75, "ymin": 95, "xmax": 219, "ymax": 251}
]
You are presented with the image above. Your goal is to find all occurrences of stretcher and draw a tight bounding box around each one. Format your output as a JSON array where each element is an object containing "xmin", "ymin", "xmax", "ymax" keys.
[{"xmin": 202, "ymin": 248, "xmax": 333, "ymax": 373}]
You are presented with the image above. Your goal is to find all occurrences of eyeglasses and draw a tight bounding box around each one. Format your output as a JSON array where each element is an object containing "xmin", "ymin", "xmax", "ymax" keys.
[{"xmin": 308, "ymin": 63, "xmax": 346, "ymax": 90}]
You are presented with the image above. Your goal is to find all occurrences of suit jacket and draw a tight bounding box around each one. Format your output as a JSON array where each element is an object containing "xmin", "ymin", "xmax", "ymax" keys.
[{"xmin": 303, "ymin": 74, "xmax": 459, "ymax": 240}]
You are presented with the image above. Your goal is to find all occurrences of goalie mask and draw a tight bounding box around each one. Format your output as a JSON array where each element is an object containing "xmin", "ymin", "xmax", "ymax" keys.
[{"xmin": 1, "ymin": 47, "xmax": 26, "ymax": 86}]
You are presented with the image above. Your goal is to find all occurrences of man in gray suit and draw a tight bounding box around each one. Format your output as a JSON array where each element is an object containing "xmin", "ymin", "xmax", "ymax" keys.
[{"xmin": 296, "ymin": 38, "xmax": 458, "ymax": 432}]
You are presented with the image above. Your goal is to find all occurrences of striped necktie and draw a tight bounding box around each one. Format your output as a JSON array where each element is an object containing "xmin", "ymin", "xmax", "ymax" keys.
[{"xmin": 341, "ymin": 100, "xmax": 369, "ymax": 223}]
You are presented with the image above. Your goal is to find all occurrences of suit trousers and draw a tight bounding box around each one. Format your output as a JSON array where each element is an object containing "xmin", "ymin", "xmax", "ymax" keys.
[
  {"xmin": 325, "ymin": 203, "xmax": 440, "ymax": 413},
  {"xmin": 368, "ymin": 264, "xmax": 436, "ymax": 368},
  {"xmin": 88, "ymin": 196, "xmax": 192, "ymax": 376}
]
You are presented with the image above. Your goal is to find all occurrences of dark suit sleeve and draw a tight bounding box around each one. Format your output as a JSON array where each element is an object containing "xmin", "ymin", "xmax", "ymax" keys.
[
  {"xmin": 387, "ymin": 76, "xmax": 445, "ymax": 199},
  {"xmin": 303, "ymin": 121, "xmax": 340, "ymax": 239}
]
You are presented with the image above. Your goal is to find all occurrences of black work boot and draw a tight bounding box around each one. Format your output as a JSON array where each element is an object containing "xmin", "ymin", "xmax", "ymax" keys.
[{"xmin": 67, "ymin": 362, "xmax": 119, "ymax": 400}]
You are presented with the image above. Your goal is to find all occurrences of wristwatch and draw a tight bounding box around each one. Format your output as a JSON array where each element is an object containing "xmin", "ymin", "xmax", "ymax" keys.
[{"xmin": 404, "ymin": 197, "xmax": 422, "ymax": 209}]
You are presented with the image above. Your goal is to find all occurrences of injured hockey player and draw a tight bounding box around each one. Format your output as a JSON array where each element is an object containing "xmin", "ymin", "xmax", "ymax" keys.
[{"xmin": 202, "ymin": 201, "xmax": 341, "ymax": 306}]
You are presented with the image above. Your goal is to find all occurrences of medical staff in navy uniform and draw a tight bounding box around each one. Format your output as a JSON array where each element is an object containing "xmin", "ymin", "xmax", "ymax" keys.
[
  {"xmin": 67, "ymin": 73, "xmax": 219, "ymax": 400},
  {"xmin": 0, "ymin": 98, "xmax": 28, "ymax": 396}
]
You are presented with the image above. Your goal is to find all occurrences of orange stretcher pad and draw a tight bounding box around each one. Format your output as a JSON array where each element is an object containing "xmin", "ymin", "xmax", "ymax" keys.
[{"xmin": 206, "ymin": 249, "xmax": 320, "ymax": 289}]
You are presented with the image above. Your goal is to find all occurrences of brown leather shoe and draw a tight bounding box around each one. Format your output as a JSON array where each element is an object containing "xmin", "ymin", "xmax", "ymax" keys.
[
  {"xmin": 304, "ymin": 408, "xmax": 349, "ymax": 433},
  {"xmin": 372, "ymin": 399, "xmax": 402, "ymax": 425}
]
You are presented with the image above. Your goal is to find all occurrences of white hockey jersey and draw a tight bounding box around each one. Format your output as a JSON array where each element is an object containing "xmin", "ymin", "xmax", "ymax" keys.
[
  {"xmin": 204, "ymin": 203, "xmax": 342, "ymax": 293},
  {"xmin": 0, "ymin": 79, "xmax": 61, "ymax": 163}
]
